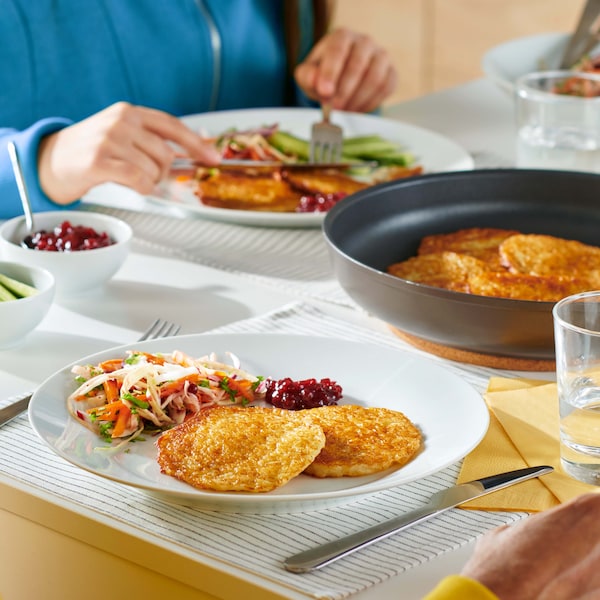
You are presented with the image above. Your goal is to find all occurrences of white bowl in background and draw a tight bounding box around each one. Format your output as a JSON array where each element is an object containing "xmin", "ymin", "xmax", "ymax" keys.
[
  {"xmin": 0, "ymin": 260, "xmax": 55, "ymax": 348},
  {"xmin": 0, "ymin": 210, "xmax": 132, "ymax": 296},
  {"xmin": 482, "ymin": 31, "xmax": 600, "ymax": 94}
]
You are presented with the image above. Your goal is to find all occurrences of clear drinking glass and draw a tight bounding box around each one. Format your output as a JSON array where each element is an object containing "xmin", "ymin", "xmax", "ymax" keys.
[
  {"xmin": 515, "ymin": 70, "xmax": 600, "ymax": 173},
  {"xmin": 553, "ymin": 291, "xmax": 600, "ymax": 485}
]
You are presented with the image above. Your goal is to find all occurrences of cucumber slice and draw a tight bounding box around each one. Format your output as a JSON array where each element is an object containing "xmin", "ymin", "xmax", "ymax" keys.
[
  {"xmin": 0, "ymin": 273, "xmax": 38, "ymax": 298},
  {"xmin": 267, "ymin": 131, "xmax": 310, "ymax": 161},
  {"xmin": 0, "ymin": 282, "xmax": 17, "ymax": 302}
]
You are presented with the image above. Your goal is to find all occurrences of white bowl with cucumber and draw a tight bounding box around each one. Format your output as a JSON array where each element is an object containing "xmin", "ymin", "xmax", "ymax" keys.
[{"xmin": 0, "ymin": 261, "xmax": 55, "ymax": 349}]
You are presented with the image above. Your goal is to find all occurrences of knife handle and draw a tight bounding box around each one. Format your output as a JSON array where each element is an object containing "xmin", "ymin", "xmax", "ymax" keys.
[
  {"xmin": 478, "ymin": 465, "xmax": 554, "ymax": 491},
  {"xmin": 284, "ymin": 505, "xmax": 436, "ymax": 573},
  {"xmin": 283, "ymin": 465, "xmax": 554, "ymax": 573},
  {"xmin": 0, "ymin": 394, "xmax": 32, "ymax": 427}
]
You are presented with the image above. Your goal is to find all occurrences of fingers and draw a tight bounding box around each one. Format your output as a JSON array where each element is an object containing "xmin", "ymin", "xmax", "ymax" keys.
[
  {"xmin": 460, "ymin": 494, "xmax": 600, "ymax": 600},
  {"xmin": 136, "ymin": 106, "xmax": 221, "ymax": 166},
  {"xmin": 539, "ymin": 543, "xmax": 600, "ymax": 599},
  {"xmin": 294, "ymin": 28, "xmax": 397, "ymax": 112},
  {"xmin": 38, "ymin": 101, "xmax": 221, "ymax": 203}
]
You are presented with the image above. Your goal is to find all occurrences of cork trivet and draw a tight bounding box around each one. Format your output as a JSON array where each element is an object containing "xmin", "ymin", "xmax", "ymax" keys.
[{"xmin": 390, "ymin": 326, "xmax": 556, "ymax": 372}]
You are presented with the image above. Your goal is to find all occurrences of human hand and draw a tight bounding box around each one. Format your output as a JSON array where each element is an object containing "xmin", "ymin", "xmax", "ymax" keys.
[
  {"xmin": 461, "ymin": 493, "xmax": 600, "ymax": 599},
  {"xmin": 37, "ymin": 102, "xmax": 221, "ymax": 204},
  {"xmin": 294, "ymin": 28, "xmax": 397, "ymax": 113}
]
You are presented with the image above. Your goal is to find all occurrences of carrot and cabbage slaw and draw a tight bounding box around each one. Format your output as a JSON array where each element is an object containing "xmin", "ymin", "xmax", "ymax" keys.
[{"xmin": 67, "ymin": 350, "xmax": 265, "ymax": 450}]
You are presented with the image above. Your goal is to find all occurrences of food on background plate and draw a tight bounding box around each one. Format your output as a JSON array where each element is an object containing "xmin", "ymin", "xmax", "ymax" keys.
[
  {"xmin": 0, "ymin": 271, "xmax": 38, "ymax": 302},
  {"xmin": 189, "ymin": 125, "xmax": 423, "ymax": 213},
  {"xmin": 555, "ymin": 54, "xmax": 600, "ymax": 97},
  {"xmin": 196, "ymin": 166, "xmax": 370, "ymax": 212},
  {"xmin": 156, "ymin": 404, "xmax": 422, "ymax": 492},
  {"xmin": 387, "ymin": 227, "xmax": 600, "ymax": 301},
  {"xmin": 23, "ymin": 220, "xmax": 115, "ymax": 251},
  {"xmin": 156, "ymin": 406, "xmax": 326, "ymax": 492}
]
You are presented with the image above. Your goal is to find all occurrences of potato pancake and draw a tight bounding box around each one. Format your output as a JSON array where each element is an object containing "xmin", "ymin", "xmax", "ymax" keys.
[
  {"xmin": 387, "ymin": 251, "xmax": 486, "ymax": 292},
  {"xmin": 303, "ymin": 405, "xmax": 422, "ymax": 478},
  {"xmin": 156, "ymin": 406, "xmax": 325, "ymax": 493},
  {"xmin": 418, "ymin": 227, "xmax": 519, "ymax": 270},
  {"xmin": 499, "ymin": 234, "xmax": 600, "ymax": 287}
]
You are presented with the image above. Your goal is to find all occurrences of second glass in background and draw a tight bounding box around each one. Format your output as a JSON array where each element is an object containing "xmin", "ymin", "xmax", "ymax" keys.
[
  {"xmin": 553, "ymin": 290, "xmax": 600, "ymax": 486},
  {"xmin": 515, "ymin": 70, "xmax": 600, "ymax": 173}
]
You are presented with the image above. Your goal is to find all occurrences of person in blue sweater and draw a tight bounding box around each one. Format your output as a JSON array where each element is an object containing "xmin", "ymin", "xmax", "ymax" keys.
[{"xmin": 0, "ymin": 0, "xmax": 398, "ymax": 218}]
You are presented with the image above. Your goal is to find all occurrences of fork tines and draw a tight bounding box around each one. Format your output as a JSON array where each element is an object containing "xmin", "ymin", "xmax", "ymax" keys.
[
  {"xmin": 138, "ymin": 318, "xmax": 181, "ymax": 341},
  {"xmin": 309, "ymin": 103, "xmax": 343, "ymax": 163}
]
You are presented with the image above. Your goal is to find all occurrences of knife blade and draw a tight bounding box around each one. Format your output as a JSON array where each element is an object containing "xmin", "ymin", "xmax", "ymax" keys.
[
  {"xmin": 283, "ymin": 465, "xmax": 553, "ymax": 573},
  {"xmin": 560, "ymin": 0, "xmax": 600, "ymax": 68},
  {"xmin": 170, "ymin": 158, "xmax": 378, "ymax": 171},
  {"xmin": 0, "ymin": 394, "xmax": 32, "ymax": 427}
]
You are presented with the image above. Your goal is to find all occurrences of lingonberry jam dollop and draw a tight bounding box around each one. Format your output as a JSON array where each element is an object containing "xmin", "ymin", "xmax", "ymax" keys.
[
  {"xmin": 295, "ymin": 192, "xmax": 348, "ymax": 213},
  {"xmin": 264, "ymin": 377, "xmax": 343, "ymax": 410},
  {"xmin": 24, "ymin": 220, "xmax": 114, "ymax": 251}
]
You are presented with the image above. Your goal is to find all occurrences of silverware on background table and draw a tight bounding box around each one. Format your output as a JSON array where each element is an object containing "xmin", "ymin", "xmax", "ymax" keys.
[
  {"xmin": 7, "ymin": 140, "xmax": 36, "ymax": 244},
  {"xmin": 284, "ymin": 465, "xmax": 554, "ymax": 573},
  {"xmin": 0, "ymin": 318, "xmax": 181, "ymax": 428},
  {"xmin": 170, "ymin": 158, "xmax": 375, "ymax": 170},
  {"xmin": 309, "ymin": 102, "xmax": 343, "ymax": 163},
  {"xmin": 560, "ymin": 0, "xmax": 600, "ymax": 68}
]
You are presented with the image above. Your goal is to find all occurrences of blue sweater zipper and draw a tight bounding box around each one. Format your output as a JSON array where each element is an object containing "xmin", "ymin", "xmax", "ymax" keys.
[{"xmin": 195, "ymin": 0, "xmax": 221, "ymax": 111}]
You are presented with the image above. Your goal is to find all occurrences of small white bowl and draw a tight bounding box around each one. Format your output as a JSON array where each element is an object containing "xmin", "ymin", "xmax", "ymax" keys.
[
  {"xmin": 0, "ymin": 260, "xmax": 55, "ymax": 349},
  {"xmin": 0, "ymin": 210, "xmax": 132, "ymax": 296},
  {"xmin": 482, "ymin": 32, "xmax": 600, "ymax": 94}
]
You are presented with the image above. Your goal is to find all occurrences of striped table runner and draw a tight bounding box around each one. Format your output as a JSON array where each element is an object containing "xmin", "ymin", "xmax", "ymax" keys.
[{"xmin": 0, "ymin": 302, "xmax": 527, "ymax": 600}]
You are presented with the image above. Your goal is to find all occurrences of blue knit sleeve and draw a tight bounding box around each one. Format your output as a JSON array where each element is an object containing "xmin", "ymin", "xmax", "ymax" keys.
[{"xmin": 0, "ymin": 117, "xmax": 79, "ymax": 220}]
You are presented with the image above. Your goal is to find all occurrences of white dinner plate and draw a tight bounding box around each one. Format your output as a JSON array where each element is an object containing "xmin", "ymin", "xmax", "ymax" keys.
[
  {"xmin": 151, "ymin": 107, "xmax": 474, "ymax": 228},
  {"xmin": 482, "ymin": 31, "xmax": 600, "ymax": 95},
  {"xmin": 29, "ymin": 333, "xmax": 488, "ymax": 513}
]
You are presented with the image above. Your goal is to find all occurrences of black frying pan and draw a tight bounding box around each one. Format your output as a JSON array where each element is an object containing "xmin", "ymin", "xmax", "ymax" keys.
[{"xmin": 323, "ymin": 169, "xmax": 600, "ymax": 361}]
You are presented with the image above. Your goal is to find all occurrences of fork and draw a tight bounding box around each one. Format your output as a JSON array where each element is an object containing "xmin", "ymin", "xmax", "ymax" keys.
[
  {"xmin": 0, "ymin": 318, "xmax": 182, "ymax": 428},
  {"xmin": 309, "ymin": 102, "xmax": 343, "ymax": 163}
]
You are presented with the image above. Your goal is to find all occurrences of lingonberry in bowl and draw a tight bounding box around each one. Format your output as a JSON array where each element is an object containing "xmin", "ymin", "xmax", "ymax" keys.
[
  {"xmin": 0, "ymin": 210, "xmax": 132, "ymax": 296},
  {"xmin": 23, "ymin": 220, "xmax": 115, "ymax": 251}
]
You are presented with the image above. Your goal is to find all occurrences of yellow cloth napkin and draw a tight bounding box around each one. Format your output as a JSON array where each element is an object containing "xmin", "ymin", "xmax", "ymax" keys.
[{"xmin": 457, "ymin": 376, "xmax": 599, "ymax": 512}]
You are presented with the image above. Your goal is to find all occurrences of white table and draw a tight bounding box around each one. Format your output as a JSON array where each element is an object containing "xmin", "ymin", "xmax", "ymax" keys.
[{"xmin": 0, "ymin": 78, "xmax": 521, "ymax": 600}]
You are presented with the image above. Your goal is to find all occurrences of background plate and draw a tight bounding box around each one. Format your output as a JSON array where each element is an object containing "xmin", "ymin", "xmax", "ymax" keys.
[
  {"xmin": 151, "ymin": 107, "xmax": 474, "ymax": 228},
  {"xmin": 482, "ymin": 31, "xmax": 600, "ymax": 94},
  {"xmin": 29, "ymin": 333, "xmax": 488, "ymax": 513}
]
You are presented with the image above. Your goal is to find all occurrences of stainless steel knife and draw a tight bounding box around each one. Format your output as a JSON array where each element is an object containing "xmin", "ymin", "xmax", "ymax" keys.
[
  {"xmin": 284, "ymin": 465, "xmax": 553, "ymax": 573},
  {"xmin": 170, "ymin": 158, "xmax": 378, "ymax": 170},
  {"xmin": 0, "ymin": 394, "xmax": 32, "ymax": 427}
]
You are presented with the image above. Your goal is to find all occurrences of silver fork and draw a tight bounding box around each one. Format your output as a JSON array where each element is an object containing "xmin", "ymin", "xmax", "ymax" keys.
[
  {"xmin": 0, "ymin": 318, "xmax": 182, "ymax": 428},
  {"xmin": 309, "ymin": 102, "xmax": 343, "ymax": 163}
]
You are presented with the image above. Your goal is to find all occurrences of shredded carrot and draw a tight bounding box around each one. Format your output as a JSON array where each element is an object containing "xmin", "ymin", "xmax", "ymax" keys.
[
  {"xmin": 135, "ymin": 351, "xmax": 166, "ymax": 366},
  {"xmin": 216, "ymin": 372, "xmax": 255, "ymax": 402},
  {"xmin": 89, "ymin": 400, "xmax": 122, "ymax": 421},
  {"xmin": 159, "ymin": 374, "xmax": 200, "ymax": 398},
  {"xmin": 111, "ymin": 403, "xmax": 132, "ymax": 438},
  {"xmin": 103, "ymin": 379, "xmax": 120, "ymax": 403},
  {"xmin": 99, "ymin": 359, "xmax": 124, "ymax": 373}
]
